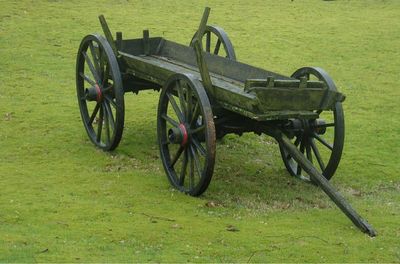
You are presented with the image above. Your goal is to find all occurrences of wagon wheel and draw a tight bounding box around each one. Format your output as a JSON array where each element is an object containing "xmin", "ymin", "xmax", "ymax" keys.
[
  {"xmin": 190, "ymin": 25, "xmax": 237, "ymax": 60},
  {"xmin": 157, "ymin": 73, "xmax": 216, "ymax": 196},
  {"xmin": 279, "ymin": 67, "xmax": 345, "ymax": 181},
  {"xmin": 76, "ymin": 34, "xmax": 124, "ymax": 150}
]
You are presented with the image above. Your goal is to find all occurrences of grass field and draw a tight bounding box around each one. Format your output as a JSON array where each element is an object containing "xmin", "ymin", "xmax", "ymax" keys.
[{"xmin": 1, "ymin": 0, "xmax": 399, "ymax": 262}]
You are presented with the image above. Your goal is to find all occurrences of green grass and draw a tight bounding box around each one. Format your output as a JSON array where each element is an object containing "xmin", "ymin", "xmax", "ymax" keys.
[{"xmin": 1, "ymin": 0, "xmax": 399, "ymax": 262}]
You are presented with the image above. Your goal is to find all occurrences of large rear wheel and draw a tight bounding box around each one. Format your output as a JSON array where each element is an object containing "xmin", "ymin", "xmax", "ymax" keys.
[
  {"xmin": 157, "ymin": 73, "xmax": 216, "ymax": 196},
  {"xmin": 76, "ymin": 34, "xmax": 124, "ymax": 150}
]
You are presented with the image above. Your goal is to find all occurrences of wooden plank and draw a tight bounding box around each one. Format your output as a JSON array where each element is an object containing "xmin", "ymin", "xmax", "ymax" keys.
[
  {"xmin": 218, "ymin": 102, "xmax": 318, "ymax": 121},
  {"xmin": 245, "ymin": 78, "xmax": 325, "ymax": 90},
  {"xmin": 159, "ymin": 40, "xmax": 291, "ymax": 83},
  {"xmin": 252, "ymin": 87, "xmax": 326, "ymax": 111}
]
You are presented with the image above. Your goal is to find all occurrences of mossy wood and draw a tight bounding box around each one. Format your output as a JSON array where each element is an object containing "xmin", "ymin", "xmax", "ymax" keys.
[
  {"xmin": 117, "ymin": 36, "xmax": 345, "ymax": 120},
  {"xmin": 76, "ymin": 8, "xmax": 375, "ymax": 237}
]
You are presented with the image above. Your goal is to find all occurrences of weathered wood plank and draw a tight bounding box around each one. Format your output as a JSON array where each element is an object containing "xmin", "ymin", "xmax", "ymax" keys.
[{"xmin": 120, "ymin": 52, "xmax": 321, "ymax": 120}]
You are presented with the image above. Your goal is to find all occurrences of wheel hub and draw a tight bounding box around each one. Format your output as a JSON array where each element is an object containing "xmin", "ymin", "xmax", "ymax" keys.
[
  {"xmin": 286, "ymin": 118, "xmax": 327, "ymax": 135},
  {"xmin": 168, "ymin": 124, "xmax": 188, "ymax": 146},
  {"xmin": 310, "ymin": 119, "xmax": 327, "ymax": 135},
  {"xmin": 85, "ymin": 84, "xmax": 102, "ymax": 102}
]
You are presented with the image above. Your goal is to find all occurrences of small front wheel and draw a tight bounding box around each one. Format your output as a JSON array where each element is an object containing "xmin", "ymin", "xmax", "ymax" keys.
[
  {"xmin": 279, "ymin": 67, "xmax": 345, "ymax": 181},
  {"xmin": 157, "ymin": 73, "xmax": 216, "ymax": 196}
]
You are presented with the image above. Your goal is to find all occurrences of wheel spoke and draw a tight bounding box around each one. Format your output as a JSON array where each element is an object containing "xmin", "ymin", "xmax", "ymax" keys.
[
  {"xmin": 96, "ymin": 104, "xmax": 104, "ymax": 143},
  {"xmin": 99, "ymin": 47, "xmax": 108, "ymax": 83},
  {"xmin": 190, "ymin": 125, "xmax": 205, "ymax": 134},
  {"xmin": 300, "ymin": 139, "xmax": 305, "ymax": 154},
  {"xmin": 161, "ymin": 139, "xmax": 170, "ymax": 145},
  {"xmin": 306, "ymin": 140, "xmax": 312, "ymax": 163},
  {"xmin": 104, "ymin": 101, "xmax": 115, "ymax": 133},
  {"xmin": 179, "ymin": 149, "xmax": 188, "ymax": 185},
  {"xmin": 296, "ymin": 140, "xmax": 305, "ymax": 176},
  {"xmin": 103, "ymin": 102, "xmax": 111, "ymax": 145},
  {"xmin": 313, "ymin": 132, "xmax": 333, "ymax": 151},
  {"xmin": 190, "ymin": 145, "xmax": 203, "ymax": 179},
  {"xmin": 186, "ymin": 86, "xmax": 193, "ymax": 122},
  {"xmin": 315, "ymin": 122, "xmax": 335, "ymax": 128},
  {"xmin": 189, "ymin": 148, "xmax": 195, "ymax": 189},
  {"xmin": 102, "ymin": 85, "xmax": 113, "ymax": 93},
  {"xmin": 191, "ymin": 138, "xmax": 206, "ymax": 156},
  {"xmin": 89, "ymin": 42, "xmax": 101, "ymax": 75},
  {"xmin": 294, "ymin": 136, "xmax": 301, "ymax": 147},
  {"xmin": 170, "ymin": 146, "xmax": 184, "ymax": 168},
  {"xmin": 89, "ymin": 103, "xmax": 100, "ymax": 124},
  {"xmin": 190, "ymin": 102, "xmax": 200, "ymax": 127},
  {"xmin": 286, "ymin": 136, "xmax": 301, "ymax": 160},
  {"xmin": 214, "ymin": 39, "xmax": 221, "ymax": 55},
  {"xmin": 161, "ymin": 113, "xmax": 179, "ymax": 127},
  {"xmin": 310, "ymin": 138, "xmax": 325, "ymax": 171},
  {"xmin": 102, "ymin": 61, "xmax": 110, "ymax": 86},
  {"xmin": 176, "ymin": 80, "xmax": 187, "ymax": 120},
  {"xmin": 296, "ymin": 162, "xmax": 302, "ymax": 176},
  {"xmin": 104, "ymin": 94, "xmax": 117, "ymax": 109},
  {"xmin": 167, "ymin": 92, "xmax": 184, "ymax": 123},
  {"xmin": 80, "ymin": 72, "xmax": 96, "ymax": 86},
  {"xmin": 82, "ymin": 51, "xmax": 101, "ymax": 84}
]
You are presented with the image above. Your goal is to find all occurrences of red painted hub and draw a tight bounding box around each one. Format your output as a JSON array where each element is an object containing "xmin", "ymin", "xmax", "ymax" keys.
[
  {"xmin": 95, "ymin": 84, "xmax": 102, "ymax": 102},
  {"xmin": 179, "ymin": 123, "xmax": 188, "ymax": 146},
  {"xmin": 168, "ymin": 124, "xmax": 189, "ymax": 146}
]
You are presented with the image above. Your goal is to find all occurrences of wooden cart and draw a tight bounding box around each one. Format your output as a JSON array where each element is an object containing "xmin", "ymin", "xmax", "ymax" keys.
[{"xmin": 75, "ymin": 8, "xmax": 375, "ymax": 236}]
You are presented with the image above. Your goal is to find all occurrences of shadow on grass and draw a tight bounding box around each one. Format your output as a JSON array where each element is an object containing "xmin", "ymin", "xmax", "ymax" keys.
[
  {"xmin": 203, "ymin": 133, "xmax": 332, "ymax": 213},
  {"xmin": 116, "ymin": 123, "xmax": 332, "ymax": 213}
]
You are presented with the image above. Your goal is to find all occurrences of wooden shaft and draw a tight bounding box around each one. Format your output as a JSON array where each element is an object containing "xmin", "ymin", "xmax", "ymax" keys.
[{"xmin": 279, "ymin": 133, "xmax": 376, "ymax": 237}]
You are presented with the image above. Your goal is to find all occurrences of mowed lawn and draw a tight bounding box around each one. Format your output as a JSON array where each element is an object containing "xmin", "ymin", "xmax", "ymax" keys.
[{"xmin": 0, "ymin": 0, "xmax": 399, "ymax": 262}]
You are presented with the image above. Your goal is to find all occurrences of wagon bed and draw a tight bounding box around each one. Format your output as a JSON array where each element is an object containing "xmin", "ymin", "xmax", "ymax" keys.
[{"xmin": 118, "ymin": 37, "xmax": 338, "ymax": 121}]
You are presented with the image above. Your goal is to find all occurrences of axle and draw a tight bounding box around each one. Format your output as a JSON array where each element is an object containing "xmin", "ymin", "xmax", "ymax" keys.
[{"xmin": 283, "ymin": 118, "xmax": 328, "ymax": 136}]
